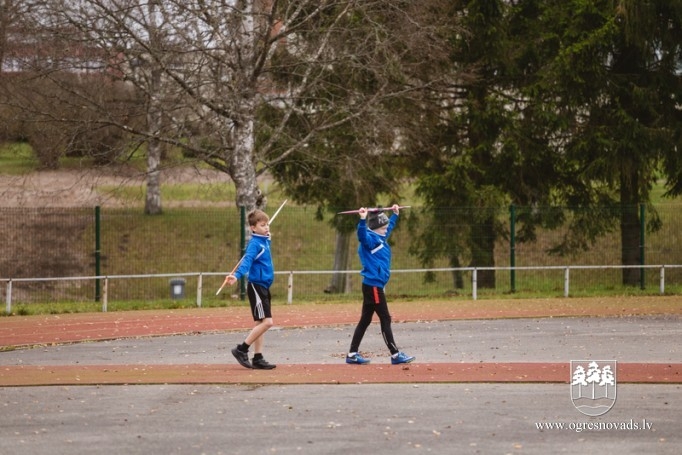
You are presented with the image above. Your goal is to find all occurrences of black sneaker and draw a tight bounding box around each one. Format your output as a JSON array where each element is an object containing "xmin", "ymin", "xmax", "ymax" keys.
[
  {"xmin": 231, "ymin": 346, "xmax": 252, "ymax": 369},
  {"xmin": 252, "ymin": 357, "xmax": 276, "ymax": 370}
]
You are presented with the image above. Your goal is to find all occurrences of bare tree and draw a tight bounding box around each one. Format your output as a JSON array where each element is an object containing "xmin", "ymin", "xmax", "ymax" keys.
[{"xmin": 9, "ymin": 0, "xmax": 460, "ymax": 216}]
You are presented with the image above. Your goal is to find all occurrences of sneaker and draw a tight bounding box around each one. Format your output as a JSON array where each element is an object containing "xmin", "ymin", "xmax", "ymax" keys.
[
  {"xmin": 391, "ymin": 352, "xmax": 415, "ymax": 365},
  {"xmin": 252, "ymin": 357, "xmax": 276, "ymax": 370},
  {"xmin": 346, "ymin": 353, "xmax": 370, "ymax": 365},
  {"xmin": 231, "ymin": 346, "xmax": 252, "ymax": 369}
]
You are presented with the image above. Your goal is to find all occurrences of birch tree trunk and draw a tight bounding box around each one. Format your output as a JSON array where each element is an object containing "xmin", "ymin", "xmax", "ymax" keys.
[
  {"xmin": 145, "ymin": 120, "xmax": 163, "ymax": 215},
  {"xmin": 230, "ymin": 112, "xmax": 262, "ymax": 212},
  {"xmin": 143, "ymin": 1, "xmax": 163, "ymax": 215},
  {"xmin": 227, "ymin": 1, "xmax": 262, "ymax": 213}
]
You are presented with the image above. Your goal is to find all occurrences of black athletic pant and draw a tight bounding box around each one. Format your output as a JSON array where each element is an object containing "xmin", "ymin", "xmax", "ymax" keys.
[{"xmin": 349, "ymin": 284, "xmax": 399, "ymax": 355}]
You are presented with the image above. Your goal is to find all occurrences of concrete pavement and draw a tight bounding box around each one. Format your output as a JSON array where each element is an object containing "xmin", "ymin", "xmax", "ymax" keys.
[{"xmin": 1, "ymin": 315, "xmax": 681, "ymax": 454}]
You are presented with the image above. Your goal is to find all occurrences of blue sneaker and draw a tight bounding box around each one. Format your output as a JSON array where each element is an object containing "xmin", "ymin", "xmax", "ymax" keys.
[
  {"xmin": 346, "ymin": 353, "xmax": 370, "ymax": 365},
  {"xmin": 391, "ymin": 352, "xmax": 415, "ymax": 365}
]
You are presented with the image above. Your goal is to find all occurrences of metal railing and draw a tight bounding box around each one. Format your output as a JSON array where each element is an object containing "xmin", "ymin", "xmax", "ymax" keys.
[{"xmin": 3, "ymin": 264, "xmax": 682, "ymax": 313}]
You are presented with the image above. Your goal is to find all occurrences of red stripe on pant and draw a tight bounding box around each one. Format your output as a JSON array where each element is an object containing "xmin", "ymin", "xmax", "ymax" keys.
[{"xmin": 373, "ymin": 286, "xmax": 380, "ymax": 304}]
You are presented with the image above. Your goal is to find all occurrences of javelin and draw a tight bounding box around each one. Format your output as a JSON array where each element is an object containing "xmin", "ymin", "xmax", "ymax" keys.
[
  {"xmin": 337, "ymin": 205, "xmax": 411, "ymax": 215},
  {"xmin": 216, "ymin": 199, "xmax": 288, "ymax": 295},
  {"xmin": 268, "ymin": 198, "xmax": 288, "ymax": 224}
]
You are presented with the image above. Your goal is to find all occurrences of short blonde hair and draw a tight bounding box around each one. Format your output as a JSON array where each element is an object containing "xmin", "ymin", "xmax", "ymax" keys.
[{"xmin": 248, "ymin": 209, "xmax": 269, "ymax": 227}]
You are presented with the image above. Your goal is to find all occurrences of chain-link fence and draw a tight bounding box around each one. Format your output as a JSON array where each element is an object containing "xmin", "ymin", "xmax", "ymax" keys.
[{"xmin": 3, "ymin": 205, "xmax": 682, "ymax": 307}]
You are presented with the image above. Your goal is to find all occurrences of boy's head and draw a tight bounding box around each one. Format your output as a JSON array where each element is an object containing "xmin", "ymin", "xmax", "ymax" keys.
[
  {"xmin": 367, "ymin": 211, "xmax": 389, "ymax": 230},
  {"xmin": 248, "ymin": 209, "xmax": 270, "ymax": 235}
]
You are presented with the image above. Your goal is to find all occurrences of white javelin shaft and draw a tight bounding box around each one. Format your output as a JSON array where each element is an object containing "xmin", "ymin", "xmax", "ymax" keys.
[
  {"xmin": 337, "ymin": 205, "xmax": 411, "ymax": 215},
  {"xmin": 268, "ymin": 199, "xmax": 288, "ymax": 224}
]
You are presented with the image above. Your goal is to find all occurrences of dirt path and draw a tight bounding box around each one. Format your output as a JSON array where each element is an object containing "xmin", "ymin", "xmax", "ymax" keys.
[{"xmin": 0, "ymin": 165, "xmax": 230, "ymax": 207}]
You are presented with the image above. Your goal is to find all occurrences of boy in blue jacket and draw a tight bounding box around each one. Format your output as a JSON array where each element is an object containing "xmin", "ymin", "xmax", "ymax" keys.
[
  {"xmin": 224, "ymin": 209, "xmax": 276, "ymax": 370},
  {"xmin": 346, "ymin": 204, "xmax": 415, "ymax": 365}
]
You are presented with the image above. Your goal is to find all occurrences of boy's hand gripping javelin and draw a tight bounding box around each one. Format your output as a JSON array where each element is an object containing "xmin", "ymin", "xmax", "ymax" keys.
[{"xmin": 215, "ymin": 199, "xmax": 288, "ymax": 295}]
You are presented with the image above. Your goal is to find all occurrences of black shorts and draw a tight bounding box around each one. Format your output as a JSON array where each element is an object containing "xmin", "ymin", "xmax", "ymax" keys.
[{"xmin": 247, "ymin": 282, "xmax": 272, "ymax": 321}]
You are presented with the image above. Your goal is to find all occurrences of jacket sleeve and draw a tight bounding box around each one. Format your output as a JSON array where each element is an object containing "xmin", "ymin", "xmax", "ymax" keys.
[
  {"xmin": 385, "ymin": 213, "xmax": 399, "ymax": 237},
  {"xmin": 233, "ymin": 241, "xmax": 257, "ymax": 280},
  {"xmin": 357, "ymin": 219, "xmax": 377, "ymax": 249}
]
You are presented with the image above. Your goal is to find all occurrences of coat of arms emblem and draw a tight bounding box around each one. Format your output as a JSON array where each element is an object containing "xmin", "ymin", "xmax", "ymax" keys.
[{"xmin": 570, "ymin": 360, "xmax": 617, "ymax": 416}]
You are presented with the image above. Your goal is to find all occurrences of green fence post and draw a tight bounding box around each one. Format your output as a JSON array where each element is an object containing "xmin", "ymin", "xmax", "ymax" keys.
[
  {"xmin": 240, "ymin": 205, "xmax": 246, "ymax": 301},
  {"xmin": 509, "ymin": 204, "xmax": 516, "ymax": 293},
  {"xmin": 640, "ymin": 203, "xmax": 645, "ymax": 290},
  {"xmin": 95, "ymin": 205, "xmax": 101, "ymax": 302}
]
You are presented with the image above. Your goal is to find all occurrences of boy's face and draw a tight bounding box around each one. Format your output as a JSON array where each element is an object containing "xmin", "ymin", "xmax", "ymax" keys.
[{"xmin": 252, "ymin": 220, "xmax": 270, "ymax": 236}]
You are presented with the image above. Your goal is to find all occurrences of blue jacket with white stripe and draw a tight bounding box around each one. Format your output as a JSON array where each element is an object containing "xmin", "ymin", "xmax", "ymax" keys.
[
  {"xmin": 356, "ymin": 214, "xmax": 398, "ymax": 288},
  {"xmin": 233, "ymin": 233, "xmax": 274, "ymax": 288}
]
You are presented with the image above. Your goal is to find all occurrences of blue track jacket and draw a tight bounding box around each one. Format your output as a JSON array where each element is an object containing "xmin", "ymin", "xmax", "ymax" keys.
[
  {"xmin": 233, "ymin": 233, "xmax": 274, "ymax": 288},
  {"xmin": 357, "ymin": 214, "xmax": 398, "ymax": 288}
]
